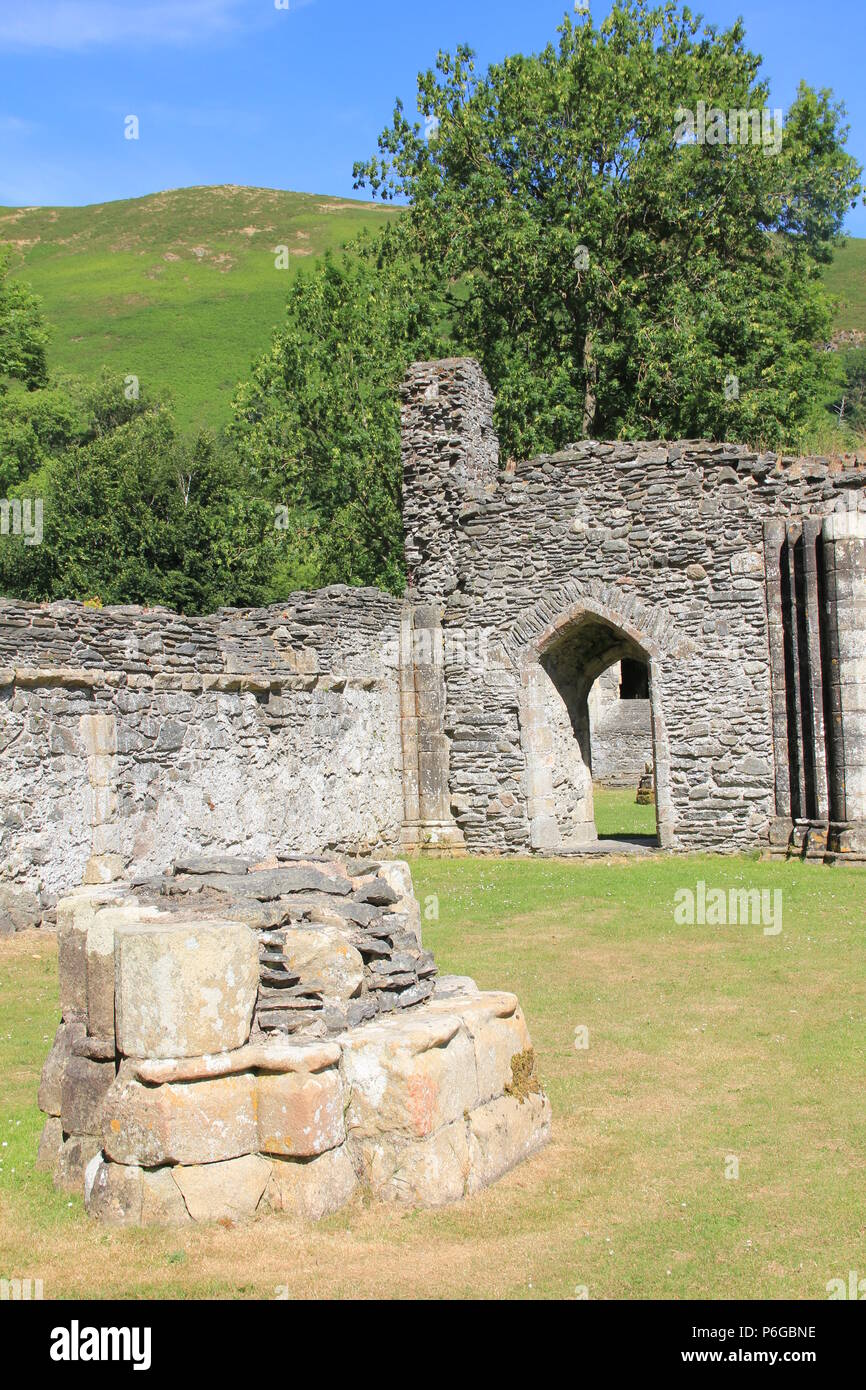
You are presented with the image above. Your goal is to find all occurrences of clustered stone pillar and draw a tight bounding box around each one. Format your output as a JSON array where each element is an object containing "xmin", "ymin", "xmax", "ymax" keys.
[
  {"xmin": 822, "ymin": 506, "xmax": 866, "ymax": 859},
  {"xmin": 764, "ymin": 503, "xmax": 866, "ymax": 862}
]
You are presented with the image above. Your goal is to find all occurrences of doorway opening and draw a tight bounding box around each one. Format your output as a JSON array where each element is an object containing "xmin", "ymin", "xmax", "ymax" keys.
[{"xmin": 522, "ymin": 611, "xmax": 660, "ymax": 853}]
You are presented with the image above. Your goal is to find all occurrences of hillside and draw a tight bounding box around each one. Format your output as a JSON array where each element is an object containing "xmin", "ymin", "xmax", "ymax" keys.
[
  {"xmin": 0, "ymin": 186, "xmax": 399, "ymax": 433},
  {"xmin": 0, "ymin": 185, "xmax": 863, "ymax": 435},
  {"xmin": 823, "ymin": 234, "xmax": 866, "ymax": 334}
]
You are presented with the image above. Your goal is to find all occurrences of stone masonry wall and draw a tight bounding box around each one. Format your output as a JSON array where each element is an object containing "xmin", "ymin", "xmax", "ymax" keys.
[
  {"xmin": 0, "ymin": 590, "xmax": 405, "ymax": 911},
  {"xmin": 401, "ymin": 360, "xmax": 866, "ymax": 855}
]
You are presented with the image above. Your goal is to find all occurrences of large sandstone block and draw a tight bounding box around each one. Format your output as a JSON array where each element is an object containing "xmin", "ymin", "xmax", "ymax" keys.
[
  {"xmin": 280, "ymin": 925, "xmax": 364, "ymax": 1000},
  {"xmin": 39, "ymin": 1019, "xmax": 86, "ymax": 1117},
  {"xmin": 55, "ymin": 1132, "xmax": 103, "ymax": 1194},
  {"xmin": 86, "ymin": 902, "xmax": 170, "ymax": 1040},
  {"xmin": 339, "ymin": 1010, "xmax": 478, "ymax": 1140},
  {"xmin": 60, "ymin": 1055, "xmax": 115, "ymax": 1136},
  {"xmin": 57, "ymin": 887, "xmax": 130, "ymax": 1020},
  {"xmin": 114, "ymin": 918, "xmax": 258, "ymax": 1058},
  {"xmin": 102, "ymin": 1070, "xmax": 257, "ymax": 1167},
  {"xmin": 257, "ymin": 1068, "xmax": 344, "ymax": 1157},
  {"xmin": 141, "ymin": 1166, "xmax": 192, "ymax": 1225},
  {"xmin": 427, "ymin": 991, "xmax": 531, "ymax": 1104},
  {"xmin": 466, "ymin": 1092, "xmax": 552, "ymax": 1193},
  {"xmin": 171, "ymin": 1153, "xmax": 272, "ymax": 1222},
  {"xmin": 263, "ymin": 1145, "xmax": 357, "ymax": 1220},
  {"xmin": 352, "ymin": 1119, "xmax": 470, "ymax": 1207}
]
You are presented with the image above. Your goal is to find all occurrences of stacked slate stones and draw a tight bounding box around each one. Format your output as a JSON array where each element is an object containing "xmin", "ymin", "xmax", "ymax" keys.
[
  {"xmin": 37, "ymin": 857, "xmax": 551, "ymax": 1225},
  {"xmin": 130, "ymin": 855, "xmax": 438, "ymax": 1035}
]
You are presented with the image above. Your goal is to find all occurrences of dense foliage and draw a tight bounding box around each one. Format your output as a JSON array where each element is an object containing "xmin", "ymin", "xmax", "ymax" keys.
[
  {"xmin": 229, "ymin": 227, "xmax": 446, "ymax": 593},
  {"xmin": 355, "ymin": 0, "xmax": 863, "ymax": 458}
]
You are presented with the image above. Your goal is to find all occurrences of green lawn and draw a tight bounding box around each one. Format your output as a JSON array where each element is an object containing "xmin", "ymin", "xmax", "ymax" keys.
[
  {"xmin": 593, "ymin": 785, "xmax": 657, "ymax": 839},
  {"xmin": 1, "ymin": 852, "xmax": 863, "ymax": 1300}
]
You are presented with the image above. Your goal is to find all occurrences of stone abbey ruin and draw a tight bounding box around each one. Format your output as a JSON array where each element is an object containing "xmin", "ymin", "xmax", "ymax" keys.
[{"xmin": 1, "ymin": 355, "xmax": 863, "ymax": 1222}]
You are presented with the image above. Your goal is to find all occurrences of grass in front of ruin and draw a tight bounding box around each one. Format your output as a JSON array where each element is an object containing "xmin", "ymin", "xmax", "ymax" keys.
[
  {"xmin": 0, "ymin": 851, "xmax": 863, "ymax": 1300},
  {"xmin": 593, "ymin": 785, "xmax": 657, "ymax": 839}
]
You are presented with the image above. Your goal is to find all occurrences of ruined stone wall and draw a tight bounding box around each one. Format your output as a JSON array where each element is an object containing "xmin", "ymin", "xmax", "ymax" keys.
[
  {"xmin": 401, "ymin": 359, "xmax": 866, "ymax": 855},
  {"xmin": 0, "ymin": 590, "xmax": 405, "ymax": 910},
  {"xmin": 589, "ymin": 667, "xmax": 653, "ymax": 786}
]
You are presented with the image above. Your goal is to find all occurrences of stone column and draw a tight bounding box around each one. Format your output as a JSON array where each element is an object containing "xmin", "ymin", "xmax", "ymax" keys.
[
  {"xmin": 80, "ymin": 711, "xmax": 125, "ymax": 883},
  {"xmin": 763, "ymin": 519, "xmax": 793, "ymax": 849},
  {"xmin": 399, "ymin": 604, "xmax": 465, "ymax": 853},
  {"xmin": 822, "ymin": 504, "xmax": 866, "ymax": 859}
]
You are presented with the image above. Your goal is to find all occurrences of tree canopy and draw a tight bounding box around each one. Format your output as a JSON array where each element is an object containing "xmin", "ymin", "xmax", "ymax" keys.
[{"xmin": 354, "ymin": 0, "xmax": 863, "ymax": 456}]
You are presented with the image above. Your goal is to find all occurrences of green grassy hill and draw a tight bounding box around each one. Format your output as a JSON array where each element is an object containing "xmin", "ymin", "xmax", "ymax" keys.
[
  {"xmin": 1, "ymin": 185, "xmax": 863, "ymax": 437},
  {"xmin": 823, "ymin": 235, "xmax": 866, "ymax": 334},
  {"xmin": 0, "ymin": 185, "xmax": 399, "ymax": 434}
]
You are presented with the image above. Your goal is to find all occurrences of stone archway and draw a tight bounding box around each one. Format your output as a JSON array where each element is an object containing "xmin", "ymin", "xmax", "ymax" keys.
[{"xmin": 517, "ymin": 595, "xmax": 673, "ymax": 852}]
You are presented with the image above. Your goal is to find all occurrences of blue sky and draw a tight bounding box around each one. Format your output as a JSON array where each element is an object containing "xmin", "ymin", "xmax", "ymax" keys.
[{"xmin": 1, "ymin": 0, "xmax": 864, "ymax": 233}]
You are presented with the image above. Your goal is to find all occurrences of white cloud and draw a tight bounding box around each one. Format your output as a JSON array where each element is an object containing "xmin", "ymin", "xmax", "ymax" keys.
[{"xmin": 0, "ymin": 1, "xmax": 251, "ymax": 51}]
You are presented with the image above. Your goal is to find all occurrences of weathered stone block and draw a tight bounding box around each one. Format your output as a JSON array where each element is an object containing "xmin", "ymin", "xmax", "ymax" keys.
[
  {"xmin": 257, "ymin": 1068, "xmax": 344, "ymax": 1157},
  {"xmin": 339, "ymin": 1010, "xmax": 478, "ymax": 1140},
  {"xmin": 466, "ymin": 1091, "xmax": 552, "ymax": 1192},
  {"xmin": 84, "ymin": 1155, "xmax": 142, "ymax": 1225},
  {"xmin": 171, "ymin": 1153, "xmax": 272, "ymax": 1222},
  {"xmin": 39, "ymin": 1019, "xmax": 86, "ymax": 1116},
  {"xmin": 57, "ymin": 887, "xmax": 129, "ymax": 1020},
  {"xmin": 353, "ymin": 1119, "xmax": 470, "ymax": 1207},
  {"xmin": 114, "ymin": 918, "xmax": 258, "ymax": 1058},
  {"xmin": 86, "ymin": 902, "xmax": 169, "ymax": 1040},
  {"xmin": 263, "ymin": 1145, "xmax": 357, "ymax": 1221},
  {"xmin": 60, "ymin": 1054, "xmax": 115, "ymax": 1136},
  {"xmin": 140, "ymin": 1166, "xmax": 192, "ymax": 1226},
  {"xmin": 55, "ymin": 1132, "xmax": 103, "ymax": 1194},
  {"xmin": 36, "ymin": 1115, "xmax": 63, "ymax": 1172},
  {"xmin": 280, "ymin": 925, "xmax": 364, "ymax": 1000},
  {"xmin": 102, "ymin": 1070, "xmax": 257, "ymax": 1166},
  {"xmin": 428, "ymin": 991, "xmax": 531, "ymax": 1104}
]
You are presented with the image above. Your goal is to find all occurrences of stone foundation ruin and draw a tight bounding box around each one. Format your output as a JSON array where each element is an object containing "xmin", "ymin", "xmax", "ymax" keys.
[{"xmin": 37, "ymin": 856, "xmax": 550, "ymax": 1223}]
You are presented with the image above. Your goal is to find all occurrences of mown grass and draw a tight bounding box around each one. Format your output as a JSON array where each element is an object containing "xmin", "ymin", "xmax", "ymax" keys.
[
  {"xmin": 1, "ymin": 852, "xmax": 863, "ymax": 1301},
  {"xmin": 593, "ymin": 785, "xmax": 657, "ymax": 839},
  {"xmin": 0, "ymin": 186, "xmax": 398, "ymax": 435}
]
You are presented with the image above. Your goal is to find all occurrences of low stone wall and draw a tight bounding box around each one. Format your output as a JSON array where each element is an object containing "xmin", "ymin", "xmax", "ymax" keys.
[
  {"xmin": 37, "ymin": 856, "xmax": 551, "ymax": 1223},
  {"xmin": 0, "ymin": 591, "xmax": 405, "ymax": 915}
]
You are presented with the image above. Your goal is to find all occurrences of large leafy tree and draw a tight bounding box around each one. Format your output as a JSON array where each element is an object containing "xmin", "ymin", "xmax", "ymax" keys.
[
  {"xmin": 0, "ymin": 247, "xmax": 48, "ymax": 394},
  {"xmin": 0, "ymin": 379, "xmax": 281, "ymax": 613},
  {"xmin": 355, "ymin": 1, "xmax": 863, "ymax": 455},
  {"xmin": 229, "ymin": 227, "xmax": 447, "ymax": 592}
]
